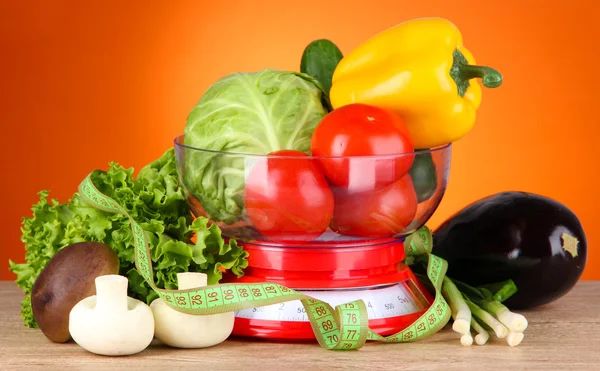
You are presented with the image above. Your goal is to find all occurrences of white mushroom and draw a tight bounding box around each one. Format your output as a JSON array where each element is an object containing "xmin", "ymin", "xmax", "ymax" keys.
[
  {"xmin": 151, "ymin": 272, "xmax": 235, "ymax": 348},
  {"xmin": 68, "ymin": 274, "xmax": 155, "ymax": 356}
]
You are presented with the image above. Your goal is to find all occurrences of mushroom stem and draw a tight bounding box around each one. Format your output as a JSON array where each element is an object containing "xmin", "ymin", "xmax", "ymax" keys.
[
  {"xmin": 94, "ymin": 275, "xmax": 128, "ymax": 313},
  {"xmin": 151, "ymin": 272, "xmax": 234, "ymax": 349},
  {"xmin": 177, "ymin": 272, "xmax": 208, "ymax": 290}
]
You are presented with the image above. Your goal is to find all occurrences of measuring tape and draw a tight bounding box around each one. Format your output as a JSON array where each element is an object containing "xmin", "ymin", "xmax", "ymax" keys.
[{"xmin": 78, "ymin": 173, "xmax": 451, "ymax": 350}]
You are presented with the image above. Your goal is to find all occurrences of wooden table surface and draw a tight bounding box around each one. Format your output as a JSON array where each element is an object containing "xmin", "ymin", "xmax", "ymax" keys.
[{"xmin": 1, "ymin": 281, "xmax": 599, "ymax": 371}]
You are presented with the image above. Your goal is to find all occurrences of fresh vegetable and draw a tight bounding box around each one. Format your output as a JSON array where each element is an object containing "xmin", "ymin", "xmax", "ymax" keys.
[
  {"xmin": 30, "ymin": 242, "xmax": 120, "ymax": 343},
  {"xmin": 506, "ymin": 331, "xmax": 525, "ymax": 347},
  {"xmin": 408, "ymin": 150, "xmax": 438, "ymax": 203},
  {"xmin": 309, "ymin": 103, "xmax": 414, "ymax": 193},
  {"xmin": 9, "ymin": 148, "xmax": 249, "ymax": 328},
  {"xmin": 151, "ymin": 272, "xmax": 234, "ymax": 348},
  {"xmin": 300, "ymin": 39, "xmax": 344, "ymax": 99},
  {"xmin": 464, "ymin": 297, "xmax": 508, "ymax": 339},
  {"xmin": 460, "ymin": 281, "xmax": 529, "ymax": 347},
  {"xmin": 329, "ymin": 17, "xmax": 503, "ymax": 149},
  {"xmin": 182, "ymin": 69, "xmax": 329, "ymax": 224},
  {"xmin": 441, "ymin": 276, "xmax": 471, "ymax": 335},
  {"xmin": 431, "ymin": 191, "xmax": 587, "ymax": 309},
  {"xmin": 417, "ymin": 269, "xmax": 529, "ymax": 347},
  {"xmin": 457, "ymin": 278, "xmax": 528, "ymax": 334},
  {"xmin": 480, "ymin": 299, "xmax": 527, "ymax": 333},
  {"xmin": 330, "ymin": 175, "xmax": 417, "ymax": 238},
  {"xmin": 69, "ymin": 275, "xmax": 154, "ymax": 356},
  {"xmin": 470, "ymin": 317, "xmax": 489, "ymax": 345},
  {"xmin": 244, "ymin": 150, "xmax": 334, "ymax": 242},
  {"xmin": 457, "ymin": 281, "xmax": 528, "ymax": 347}
]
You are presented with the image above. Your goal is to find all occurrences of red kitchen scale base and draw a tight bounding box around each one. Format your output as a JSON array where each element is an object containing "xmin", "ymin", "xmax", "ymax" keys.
[{"xmin": 224, "ymin": 237, "xmax": 434, "ymax": 341}]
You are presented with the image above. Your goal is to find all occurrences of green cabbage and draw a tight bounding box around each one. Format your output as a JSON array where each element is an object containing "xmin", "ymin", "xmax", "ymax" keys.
[
  {"xmin": 9, "ymin": 148, "xmax": 248, "ymax": 328},
  {"xmin": 182, "ymin": 69, "xmax": 329, "ymax": 224}
]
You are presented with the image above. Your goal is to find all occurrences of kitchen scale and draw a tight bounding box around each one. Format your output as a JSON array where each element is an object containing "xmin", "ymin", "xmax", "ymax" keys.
[
  {"xmin": 173, "ymin": 134, "xmax": 452, "ymax": 342},
  {"xmin": 227, "ymin": 236, "xmax": 433, "ymax": 340}
]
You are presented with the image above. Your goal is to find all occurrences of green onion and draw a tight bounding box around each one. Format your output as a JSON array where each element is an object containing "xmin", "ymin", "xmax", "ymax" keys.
[
  {"xmin": 419, "ymin": 266, "xmax": 528, "ymax": 347},
  {"xmin": 480, "ymin": 300, "xmax": 528, "ymax": 333},
  {"xmin": 464, "ymin": 296, "xmax": 509, "ymax": 338},
  {"xmin": 506, "ymin": 331, "xmax": 525, "ymax": 347},
  {"xmin": 442, "ymin": 277, "xmax": 472, "ymax": 335},
  {"xmin": 460, "ymin": 333, "xmax": 474, "ymax": 346},
  {"xmin": 471, "ymin": 317, "xmax": 489, "ymax": 345}
]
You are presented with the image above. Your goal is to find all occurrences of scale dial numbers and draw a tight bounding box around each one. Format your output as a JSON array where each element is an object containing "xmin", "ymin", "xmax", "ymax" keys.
[{"xmin": 234, "ymin": 283, "xmax": 424, "ymax": 322}]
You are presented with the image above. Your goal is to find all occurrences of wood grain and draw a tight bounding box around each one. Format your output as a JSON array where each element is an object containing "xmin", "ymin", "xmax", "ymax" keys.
[{"xmin": 1, "ymin": 281, "xmax": 599, "ymax": 371}]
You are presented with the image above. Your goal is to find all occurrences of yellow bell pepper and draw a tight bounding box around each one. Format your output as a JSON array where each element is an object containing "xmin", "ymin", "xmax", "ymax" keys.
[{"xmin": 329, "ymin": 17, "xmax": 502, "ymax": 149}]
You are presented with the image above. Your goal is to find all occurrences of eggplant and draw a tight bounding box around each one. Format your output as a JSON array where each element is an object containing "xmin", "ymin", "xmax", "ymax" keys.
[{"xmin": 431, "ymin": 191, "xmax": 587, "ymax": 309}]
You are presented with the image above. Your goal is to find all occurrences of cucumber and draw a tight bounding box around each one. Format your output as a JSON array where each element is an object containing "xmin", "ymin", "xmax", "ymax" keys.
[
  {"xmin": 300, "ymin": 39, "xmax": 343, "ymax": 98},
  {"xmin": 409, "ymin": 151, "xmax": 438, "ymax": 203}
]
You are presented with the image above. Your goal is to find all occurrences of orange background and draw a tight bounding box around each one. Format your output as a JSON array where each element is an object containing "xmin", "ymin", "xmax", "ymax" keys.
[{"xmin": 1, "ymin": 0, "xmax": 598, "ymax": 280}]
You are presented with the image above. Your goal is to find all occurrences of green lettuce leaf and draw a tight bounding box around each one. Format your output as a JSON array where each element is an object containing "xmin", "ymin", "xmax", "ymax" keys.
[{"xmin": 8, "ymin": 148, "xmax": 249, "ymax": 328}]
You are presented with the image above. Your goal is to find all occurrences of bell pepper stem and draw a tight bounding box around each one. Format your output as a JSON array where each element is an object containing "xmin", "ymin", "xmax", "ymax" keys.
[
  {"xmin": 451, "ymin": 49, "xmax": 503, "ymax": 97},
  {"xmin": 457, "ymin": 64, "xmax": 503, "ymax": 88}
]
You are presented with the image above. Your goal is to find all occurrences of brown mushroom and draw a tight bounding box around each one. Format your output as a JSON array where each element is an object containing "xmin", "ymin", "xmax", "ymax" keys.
[{"xmin": 31, "ymin": 241, "xmax": 120, "ymax": 343}]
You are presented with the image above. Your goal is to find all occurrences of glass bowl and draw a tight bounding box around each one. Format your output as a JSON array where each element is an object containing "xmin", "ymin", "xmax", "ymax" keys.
[{"xmin": 174, "ymin": 135, "xmax": 451, "ymax": 246}]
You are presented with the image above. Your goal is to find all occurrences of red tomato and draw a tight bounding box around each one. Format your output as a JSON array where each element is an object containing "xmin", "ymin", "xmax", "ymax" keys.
[
  {"xmin": 244, "ymin": 150, "xmax": 334, "ymax": 242},
  {"xmin": 330, "ymin": 175, "xmax": 418, "ymax": 238},
  {"xmin": 310, "ymin": 103, "xmax": 415, "ymax": 193}
]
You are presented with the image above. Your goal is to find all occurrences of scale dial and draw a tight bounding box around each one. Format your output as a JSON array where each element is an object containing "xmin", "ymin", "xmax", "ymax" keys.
[{"xmin": 235, "ymin": 282, "xmax": 426, "ymax": 322}]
